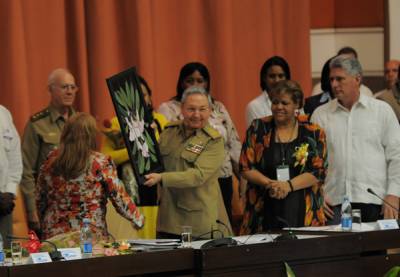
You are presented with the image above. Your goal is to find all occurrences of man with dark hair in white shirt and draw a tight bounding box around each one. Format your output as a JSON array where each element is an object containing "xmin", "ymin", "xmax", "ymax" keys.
[
  {"xmin": 0, "ymin": 105, "xmax": 22, "ymax": 247},
  {"xmin": 312, "ymin": 55, "xmax": 400, "ymax": 223}
]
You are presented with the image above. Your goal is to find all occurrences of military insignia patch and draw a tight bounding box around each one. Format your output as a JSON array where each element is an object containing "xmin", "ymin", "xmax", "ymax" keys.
[{"xmin": 186, "ymin": 143, "xmax": 204, "ymax": 154}]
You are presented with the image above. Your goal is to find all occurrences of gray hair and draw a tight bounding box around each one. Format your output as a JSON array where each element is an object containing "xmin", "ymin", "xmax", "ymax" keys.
[
  {"xmin": 47, "ymin": 68, "xmax": 73, "ymax": 87},
  {"xmin": 330, "ymin": 55, "xmax": 363, "ymax": 77},
  {"xmin": 181, "ymin": 86, "xmax": 212, "ymax": 106}
]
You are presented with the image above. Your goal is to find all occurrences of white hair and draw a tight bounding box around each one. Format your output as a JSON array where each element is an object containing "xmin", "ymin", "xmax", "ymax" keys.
[
  {"xmin": 181, "ymin": 86, "xmax": 212, "ymax": 106},
  {"xmin": 330, "ymin": 56, "xmax": 363, "ymax": 77},
  {"xmin": 47, "ymin": 68, "xmax": 73, "ymax": 87}
]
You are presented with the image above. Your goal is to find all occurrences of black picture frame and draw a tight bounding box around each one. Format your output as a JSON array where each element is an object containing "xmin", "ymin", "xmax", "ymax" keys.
[{"xmin": 106, "ymin": 67, "xmax": 164, "ymax": 186}]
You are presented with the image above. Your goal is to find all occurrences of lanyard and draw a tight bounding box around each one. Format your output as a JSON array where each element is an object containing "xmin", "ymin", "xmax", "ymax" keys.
[{"xmin": 275, "ymin": 120, "xmax": 297, "ymax": 165}]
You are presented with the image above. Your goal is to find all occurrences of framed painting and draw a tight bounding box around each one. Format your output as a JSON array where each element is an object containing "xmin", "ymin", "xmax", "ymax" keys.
[{"xmin": 106, "ymin": 67, "xmax": 163, "ymax": 187}]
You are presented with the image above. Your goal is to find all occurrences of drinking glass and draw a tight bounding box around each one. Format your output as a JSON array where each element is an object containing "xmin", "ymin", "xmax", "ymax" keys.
[
  {"xmin": 353, "ymin": 209, "xmax": 362, "ymax": 231},
  {"xmin": 11, "ymin": 241, "xmax": 22, "ymax": 265},
  {"xmin": 181, "ymin": 226, "xmax": 192, "ymax": 248}
]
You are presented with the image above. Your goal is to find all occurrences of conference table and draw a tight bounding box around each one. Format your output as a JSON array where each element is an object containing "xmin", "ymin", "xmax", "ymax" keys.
[{"xmin": 2, "ymin": 229, "xmax": 400, "ymax": 276}]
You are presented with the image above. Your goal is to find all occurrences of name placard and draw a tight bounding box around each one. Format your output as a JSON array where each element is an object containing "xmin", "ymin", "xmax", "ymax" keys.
[
  {"xmin": 30, "ymin": 252, "xmax": 52, "ymax": 264},
  {"xmin": 377, "ymin": 219, "xmax": 399, "ymax": 230},
  {"xmin": 59, "ymin": 248, "xmax": 82, "ymax": 260}
]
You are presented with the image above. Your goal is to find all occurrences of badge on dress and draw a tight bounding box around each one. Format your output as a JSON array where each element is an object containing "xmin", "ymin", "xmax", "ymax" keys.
[
  {"xmin": 186, "ymin": 143, "xmax": 204, "ymax": 154},
  {"xmin": 276, "ymin": 165, "xmax": 290, "ymax": 181}
]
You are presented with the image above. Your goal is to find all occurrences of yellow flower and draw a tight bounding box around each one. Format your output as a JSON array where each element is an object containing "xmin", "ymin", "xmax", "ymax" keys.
[{"xmin": 293, "ymin": 143, "xmax": 309, "ymax": 171}]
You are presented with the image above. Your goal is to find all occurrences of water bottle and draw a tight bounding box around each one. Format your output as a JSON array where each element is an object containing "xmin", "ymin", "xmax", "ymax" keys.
[
  {"xmin": 80, "ymin": 218, "xmax": 93, "ymax": 258},
  {"xmin": 0, "ymin": 233, "xmax": 4, "ymax": 266},
  {"xmin": 341, "ymin": 196, "xmax": 352, "ymax": 231}
]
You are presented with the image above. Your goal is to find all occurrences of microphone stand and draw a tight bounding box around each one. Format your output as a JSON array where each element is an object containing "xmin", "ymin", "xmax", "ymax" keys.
[
  {"xmin": 367, "ymin": 188, "xmax": 400, "ymax": 213},
  {"xmin": 367, "ymin": 188, "xmax": 400, "ymax": 224},
  {"xmin": 216, "ymin": 219, "xmax": 232, "ymax": 237}
]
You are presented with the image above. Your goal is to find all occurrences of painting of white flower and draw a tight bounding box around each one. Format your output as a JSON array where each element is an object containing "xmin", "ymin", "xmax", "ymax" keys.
[{"xmin": 106, "ymin": 68, "xmax": 163, "ymax": 186}]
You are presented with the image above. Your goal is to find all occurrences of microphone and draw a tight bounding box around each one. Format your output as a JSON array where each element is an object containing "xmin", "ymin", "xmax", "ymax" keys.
[
  {"xmin": 216, "ymin": 219, "xmax": 232, "ymax": 237},
  {"xmin": 199, "ymin": 221, "xmax": 237, "ymax": 249},
  {"xmin": 193, "ymin": 229, "xmax": 224, "ymax": 241},
  {"xmin": 7, "ymin": 235, "xmax": 63, "ymax": 261},
  {"xmin": 200, "ymin": 236, "xmax": 238, "ymax": 249},
  {"xmin": 274, "ymin": 216, "xmax": 298, "ymax": 241},
  {"xmin": 367, "ymin": 188, "xmax": 400, "ymax": 213}
]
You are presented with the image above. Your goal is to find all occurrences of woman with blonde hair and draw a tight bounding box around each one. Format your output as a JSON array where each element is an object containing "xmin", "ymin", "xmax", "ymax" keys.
[{"xmin": 36, "ymin": 113, "xmax": 143, "ymax": 240}]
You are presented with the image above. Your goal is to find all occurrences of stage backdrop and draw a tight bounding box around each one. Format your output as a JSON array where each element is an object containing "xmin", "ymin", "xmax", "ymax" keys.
[{"xmin": 0, "ymin": 0, "xmax": 311, "ymax": 137}]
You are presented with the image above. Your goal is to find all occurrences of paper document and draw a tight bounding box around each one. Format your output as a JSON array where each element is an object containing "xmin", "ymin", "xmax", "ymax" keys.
[
  {"xmin": 128, "ymin": 239, "xmax": 180, "ymax": 246},
  {"xmin": 284, "ymin": 222, "xmax": 378, "ymax": 232}
]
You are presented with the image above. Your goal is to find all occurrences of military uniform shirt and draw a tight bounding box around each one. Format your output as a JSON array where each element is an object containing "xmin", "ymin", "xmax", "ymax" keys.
[
  {"xmin": 21, "ymin": 105, "xmax": 75, "ymax": 219},
  {"xmin": 157, "ymin": 121, "xmax": 225, "ymax": 237}
]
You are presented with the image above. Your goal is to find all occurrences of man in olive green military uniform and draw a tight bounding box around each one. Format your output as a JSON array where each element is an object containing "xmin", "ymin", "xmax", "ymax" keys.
[
  {"xmin": 21, "ymin": 68, "xmax": 77, "ymax": 232},
  {"xmin": 145, "ymin": 87, "xmax": 230, "ymax": 239}
]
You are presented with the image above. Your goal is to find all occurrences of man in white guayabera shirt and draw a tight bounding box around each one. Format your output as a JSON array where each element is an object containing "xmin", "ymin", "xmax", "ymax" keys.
[
  {"xmin": 0, "ymin": 105, "xmax": 22, "ymax": 248},
  {"xmin": 311, "ymin": 55, "xmax": 400, "ymax": 224}
]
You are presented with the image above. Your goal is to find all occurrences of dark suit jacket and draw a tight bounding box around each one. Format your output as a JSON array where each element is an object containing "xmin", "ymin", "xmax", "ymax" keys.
[{"xmin": 304, "ymin": 93, "xmax": 331, "ymax": 117}]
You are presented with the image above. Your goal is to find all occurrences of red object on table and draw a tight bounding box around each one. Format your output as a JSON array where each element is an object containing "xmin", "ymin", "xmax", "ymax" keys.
[{"xmin": 23, "ymin": 231, "xmax": 42, "ymax": 253}]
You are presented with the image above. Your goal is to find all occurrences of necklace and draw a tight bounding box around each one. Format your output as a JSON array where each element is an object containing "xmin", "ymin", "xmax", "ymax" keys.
[{"xmin": 275, "ymin": 120, "xmax": 298, "ymax": 165}]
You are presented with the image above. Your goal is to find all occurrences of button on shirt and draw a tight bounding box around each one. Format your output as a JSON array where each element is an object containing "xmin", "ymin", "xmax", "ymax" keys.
[
  {"xmin": 0, "ymin": 105, "xmax": 22, "ymax": 194},
  {"xmin": 311, "ymin": 94, "xmax": 400, "ymax": 206}
]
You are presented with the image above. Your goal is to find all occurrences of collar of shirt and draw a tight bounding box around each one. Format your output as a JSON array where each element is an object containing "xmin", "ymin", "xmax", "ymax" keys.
[
  {"xmin": 263, "ymin": 90, "xmax": 271, "ymax": 105},
  {"xmin": 48, "ymin": 105, "xmax": 75, "ymax": 123},
  {"xmin": 179, "ymin": 123, "xmax": 199, "ymax": 139},
  {"xmin": 329, "ymin": 92, "xmax": 369, "ymax": 113}
]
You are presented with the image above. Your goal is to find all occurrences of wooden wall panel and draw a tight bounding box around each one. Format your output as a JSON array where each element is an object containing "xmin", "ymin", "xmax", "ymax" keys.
[
  {"xmin": 310, "ymin": 0, "xmax": 334, "ymax": 28},
  {"xmin": 311, "ymin": 0, "xmax": 384, "ymax": 28}
]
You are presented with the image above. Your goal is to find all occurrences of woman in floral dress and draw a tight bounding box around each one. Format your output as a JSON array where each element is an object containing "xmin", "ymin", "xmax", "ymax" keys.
[
  {"xmin": 240, "ymin": 80, "xmax": 327, "ymax": 235},
  {"xmin": 36, "ymin": 113, "xmax": 144, "ymax": 240}
]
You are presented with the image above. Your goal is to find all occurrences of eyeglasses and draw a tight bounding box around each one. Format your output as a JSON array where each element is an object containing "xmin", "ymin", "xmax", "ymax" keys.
[{"xmin": 53, "ymin": 84, "xmax": 78, "ymax": 92}]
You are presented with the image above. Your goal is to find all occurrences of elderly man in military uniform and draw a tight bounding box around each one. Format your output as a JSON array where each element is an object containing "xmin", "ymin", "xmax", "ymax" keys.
[
  {"xmin": 21, "ymin": 68, "xmax": 77, "ymax": 233},
  {"xmin": 145, "ymin": 86, "xmax": 229, "ymax": 239}
]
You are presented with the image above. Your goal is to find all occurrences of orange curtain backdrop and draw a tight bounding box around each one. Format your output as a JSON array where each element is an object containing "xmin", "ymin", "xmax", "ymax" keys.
[{"xmin": 0, "ymin": 0, "xmax": 311, "ymax": 137}]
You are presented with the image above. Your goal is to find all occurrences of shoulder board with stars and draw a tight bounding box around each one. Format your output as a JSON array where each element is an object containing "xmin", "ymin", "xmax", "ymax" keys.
[{"xmin": 30, "ymin": 109, "xmax": 50, "ymax": 122}]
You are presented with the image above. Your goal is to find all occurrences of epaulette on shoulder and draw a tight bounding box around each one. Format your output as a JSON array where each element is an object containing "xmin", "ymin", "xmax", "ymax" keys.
[
  {"xmin": 165, "ymin": 120, "xmax": 182, "ymax": 129},
  {"xmin": 30, "ymin": 108, "xmax": 50, "ymax": 122},
  {"xmin": 203, "ymin": 124, "xmax": 221, "ymax": 139}
]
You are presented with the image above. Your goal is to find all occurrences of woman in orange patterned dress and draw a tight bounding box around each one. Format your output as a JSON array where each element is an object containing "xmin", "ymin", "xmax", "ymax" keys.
[
  {"xmin": 36, "ymin": 113, "xmax": 143, "ymax": 240},
  {"xmin": 239, "ymin": 80, "xmax": 327, "ymax": 235}
]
